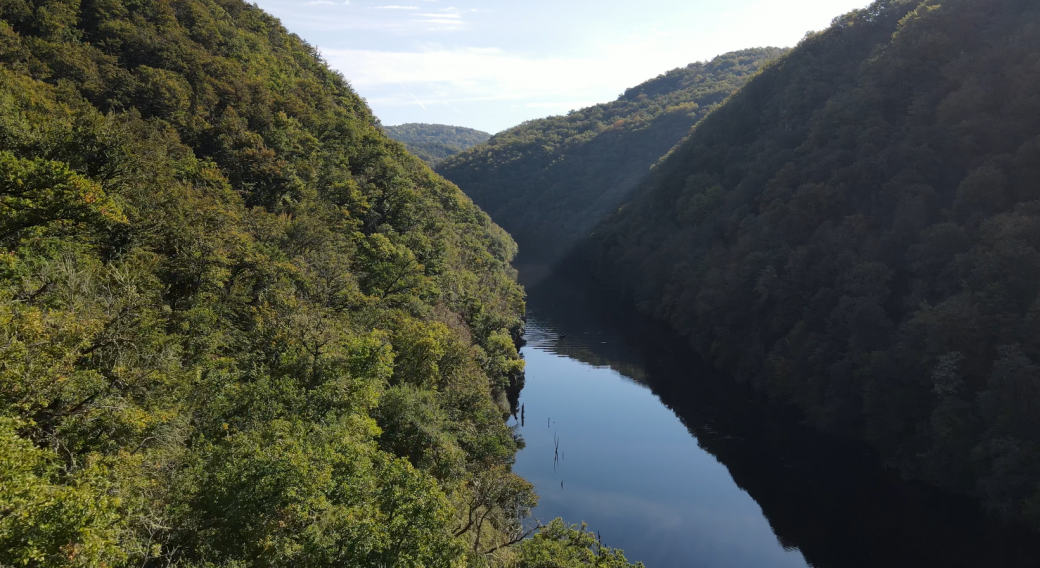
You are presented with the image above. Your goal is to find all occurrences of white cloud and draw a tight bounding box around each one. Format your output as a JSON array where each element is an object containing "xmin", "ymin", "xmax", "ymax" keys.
[
  {"xmin": 265, "ymin": 0, "xmax": 874, "ymax": 131},
  {"xmin": 321, "ymin": 46, "xmax": 656, "ymax": 108},
  {"xmin": 523, "ymin": 101, "xmax": 597, "ymax": 109},
  {"xmin": 411, "ymin": 8, "xmax": 464, "ymax": 30},
  {"xmin": 320, "ymin": 0, "xmax": 864, "ymax": 118}
]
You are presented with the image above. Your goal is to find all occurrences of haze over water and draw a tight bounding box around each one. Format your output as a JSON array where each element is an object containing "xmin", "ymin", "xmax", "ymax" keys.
[{"xmin": 510, "ymin": 268, "xmax": 1040, "ymax": 568}]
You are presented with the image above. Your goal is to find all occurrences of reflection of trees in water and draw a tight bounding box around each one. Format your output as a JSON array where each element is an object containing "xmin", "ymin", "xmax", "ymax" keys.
[{"xmin": 522, "ymin": 270, "xmax": 1040, "ymax": 568}]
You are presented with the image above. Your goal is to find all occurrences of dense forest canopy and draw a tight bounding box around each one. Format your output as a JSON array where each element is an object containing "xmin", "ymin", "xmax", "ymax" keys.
[
  {"xmin": 384, "ymin": 123, "xmax": 491, "ymax": 166},
  {"xmin": 438, "ymin": 48, "xmax": 786, "ymax": 264},
  {"xmin": 0, "ymin": 0, "xmax": 644, "ymax": 566},
  {"xmin": 582, "ymin": 0, "xmax": 1040, "ymax": 528}
]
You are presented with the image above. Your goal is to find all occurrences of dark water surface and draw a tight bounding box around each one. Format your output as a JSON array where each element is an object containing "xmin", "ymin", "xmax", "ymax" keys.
[{"xmin": 510, "ymin": 267, "xmax": 1040, "ymax": 568}]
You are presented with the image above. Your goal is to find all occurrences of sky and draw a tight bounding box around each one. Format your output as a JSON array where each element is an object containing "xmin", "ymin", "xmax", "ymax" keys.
[{"xmin": 252, "ymin": 0, "xmax": 873, "ymax": 133}]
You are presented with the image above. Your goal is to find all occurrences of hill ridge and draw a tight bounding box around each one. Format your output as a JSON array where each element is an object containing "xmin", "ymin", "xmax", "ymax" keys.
[
  {"xmin": 437, "ymin": 47, "xmax": 787, "ymax": 264},
  {"xmin": 384, "ymin": 122, "xmax": 491, "ymax": 165}
]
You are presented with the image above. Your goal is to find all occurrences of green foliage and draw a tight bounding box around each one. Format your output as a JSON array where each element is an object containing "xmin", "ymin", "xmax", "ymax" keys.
[
  {"xmin": 514, "ymin": 520, "xmax": 644, "ymax": 568},
  {"xmin": 384, "ymin": 123, "xmax": 491, "ymax": 166},
  {"xmin": 0, "ymin": 417, "xmax": 126, "ymax": 567},
  {"xmin": 583, "ymin": 0, "xmax": 1040, "ymax": 528},
  {"xmin": 482, "ymin": 328, "xmax": 526, "ymax": 391},
  {"xmin": 0, "ymin": 0, "xmax": 606, "ymax": 564},
  {"xmin": 438, "ymin": 48, "xmax": 786, "ymax": 264},
  {"xmin": 0, "ymin": 151, "xmax": 125, "ymax": 244}
]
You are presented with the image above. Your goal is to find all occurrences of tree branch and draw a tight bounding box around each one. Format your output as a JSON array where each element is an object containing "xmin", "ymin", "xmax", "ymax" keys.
[{"xmin": 482, "ymin": 524, "xmax": 542, "ymax": 555}]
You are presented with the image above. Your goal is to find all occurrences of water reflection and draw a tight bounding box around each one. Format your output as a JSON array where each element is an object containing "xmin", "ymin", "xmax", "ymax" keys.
[{"xmin": 511, "ymin": 267, "xmax": 1040, "ymax": 568}]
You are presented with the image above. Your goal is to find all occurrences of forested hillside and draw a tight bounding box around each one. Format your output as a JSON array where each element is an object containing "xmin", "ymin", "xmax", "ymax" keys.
[
  {"xmin": 582, "ymin": 0, "xmax": 1040, "ymax": 528},
  {"xmin": 0, "ymin": 0, "xmax": 642, "ymax": 566},
  {"xmin": 384, "ymin": 123, "xmax": 491, "ymax": 165},
  {"xmin": 438, "ymin": 48, "xmax": 785, "ymax": 264}
]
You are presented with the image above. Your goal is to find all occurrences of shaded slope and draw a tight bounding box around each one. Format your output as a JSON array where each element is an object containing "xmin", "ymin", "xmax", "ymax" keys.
[
  {"xmin": 438, "ymin": 48, "xmax": 786, "ymax": 264},
  {"xmin": 583, "ymin": 0, "xmax": 1040, "ymax": 526},
  {"xmin": 522, "ymin": 269, "xmax": 1040, "ymax": 568}
]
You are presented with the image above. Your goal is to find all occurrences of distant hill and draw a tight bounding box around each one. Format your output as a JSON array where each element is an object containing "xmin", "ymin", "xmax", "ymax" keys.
[
  {"xmin": 437, "ymin": 48, "xmax": 787, "ymax": 263},
  {"xmin": 582, "ymin": 0, "xmax": 1040, "ymax": 528},
  {"xmin": 383, "ymin": 123, "xmax": 491, "ymax": 165}
]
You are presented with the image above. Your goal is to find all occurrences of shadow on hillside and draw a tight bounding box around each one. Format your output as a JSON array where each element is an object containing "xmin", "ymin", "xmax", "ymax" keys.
[{"xmin": 519, "ymin": 266, "xmax": 1040, "ymax": 568}]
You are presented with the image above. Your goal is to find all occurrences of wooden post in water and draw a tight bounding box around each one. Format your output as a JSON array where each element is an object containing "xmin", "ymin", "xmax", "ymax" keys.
[{"xmin": 553, "ymin": 432, "xmax": 560, "ymax": 472}]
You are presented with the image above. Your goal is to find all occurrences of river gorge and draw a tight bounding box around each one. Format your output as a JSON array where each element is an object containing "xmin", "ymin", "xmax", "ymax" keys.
[{"xmin": 510, "ymin": 268, "xmax": 1040, "ymax": 568}]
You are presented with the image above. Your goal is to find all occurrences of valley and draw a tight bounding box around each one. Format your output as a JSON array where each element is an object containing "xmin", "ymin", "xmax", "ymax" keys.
[{"xmin": 3, "ymin": 0, "xmax": 1040, "ymax": 566}]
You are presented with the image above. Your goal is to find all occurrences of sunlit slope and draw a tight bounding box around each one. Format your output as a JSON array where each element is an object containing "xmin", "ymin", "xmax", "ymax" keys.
[
  {"xmin": 437, "ymin": 48, "xmax": 786, "ymax": 264},
  {"xmin": 583, "ymin": 0, "xmax": 1040, "ymax": 527},
  {"xmin": 0, "ymin": 0, "xmax": 646, "ymax": 565}
]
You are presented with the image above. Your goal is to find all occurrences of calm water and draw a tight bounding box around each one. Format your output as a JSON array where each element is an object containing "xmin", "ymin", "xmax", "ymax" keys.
[{"xmin": 510, "ymin": 268, "xmax": 1040, "ymax": 568}]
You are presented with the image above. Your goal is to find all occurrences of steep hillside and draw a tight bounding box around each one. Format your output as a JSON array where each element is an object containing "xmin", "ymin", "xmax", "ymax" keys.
[
  {"xmin": 0, "ymin": 0, "xmax": 642, "ymax": 566},
  {"xmin": 438, "ymin": 48, "xmax": 786, "ymax": 264},
  {"xmin": 583, "ymin": 0, "xmax": 1040, "ymax": 527},
  {"xmin": 384, "ymin": 123, "xmax": 491, "ymax": 165}
]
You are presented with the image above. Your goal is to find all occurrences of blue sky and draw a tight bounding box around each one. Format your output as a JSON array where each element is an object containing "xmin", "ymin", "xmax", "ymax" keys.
[{"xmin": 253, "ymin": 0, "xmax": 872, "ymax": 133}]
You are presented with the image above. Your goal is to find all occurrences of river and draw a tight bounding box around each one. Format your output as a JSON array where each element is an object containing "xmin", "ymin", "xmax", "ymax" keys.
[{"xmin": 509, "ymin": 267, "xmax": 1040, "ymax": 568}]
